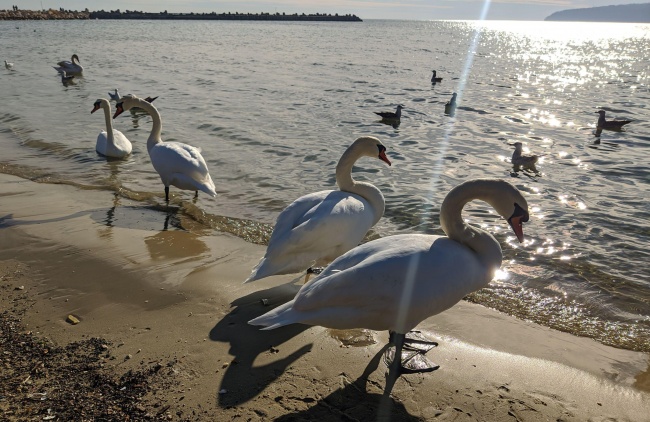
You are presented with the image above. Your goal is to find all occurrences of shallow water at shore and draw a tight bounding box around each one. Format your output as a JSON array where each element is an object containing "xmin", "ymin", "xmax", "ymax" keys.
[{"xmin": 1, "ymin": 19, "xmax": 649, "ymax": 352}]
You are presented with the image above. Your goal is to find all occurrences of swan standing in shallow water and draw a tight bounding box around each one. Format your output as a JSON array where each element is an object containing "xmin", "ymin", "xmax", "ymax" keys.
[
  {"xmin": 91, "ymin": 99, "xmax": 132, "ymax": 159},
  {"xmin": 113, "ymin": 94, "xmax": 216, "ymax": 201},
  {"xmin": 249, "ymin": 179, "xmax": 530, "ymax": 395},
  {"xmin": 431, "ymin": 70, "xmax": 442, "ymax": 83},
  {"xmin": 53, "ymin": 54, "xmax": 83, "ymax": 75},
  {"xmin": 244, "ymin": 136, "xmax": 392, "ymax": 283},
  {"xmin": 4, "ymin": 60, "xmax": 14, "ymax": 70}
]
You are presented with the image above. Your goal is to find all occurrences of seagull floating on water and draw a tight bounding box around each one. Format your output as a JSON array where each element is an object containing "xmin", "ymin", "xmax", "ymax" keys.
[
  {"xmin": 375, "ymin": 105, "xmax": 403, "ymax": 122},
  {"xmin": 431, "ymin": 70, "xmax": 442, "ymax": 83},
  {"xmin": 4, "ymin": 60, "xmax": 14, "ymax": 70},
  {"xmin": 108, "ymin": 89, "xmax": 121, "ymax": 101},
  {"xmin": 249, "ymin": 179, "xmax": 530, "ymax": 396},
  {"xmin": 595, "ymin": 110, "xmax": 632, "ymax": 131},
  {"xmin": 444, "ymin": 93, "xmax": 457, "ymax": 115}
]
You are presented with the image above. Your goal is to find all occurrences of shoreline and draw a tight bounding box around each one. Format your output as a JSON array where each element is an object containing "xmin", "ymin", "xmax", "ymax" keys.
[
  {"xmin": 0, "ymin": 9, "xmax": 362, "ymax": 22},
  {"xmin": 1, "ymin": 172, "xmax": 649, "ymax": 420}
]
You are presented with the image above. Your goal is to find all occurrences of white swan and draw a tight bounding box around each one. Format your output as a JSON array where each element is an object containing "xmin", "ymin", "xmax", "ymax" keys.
[
  {"xmin": 249, "ymin": 179, "xmax": 530, "ymax": 394},
  {"xmin": 511, "ymin": 142, "xmax": 543, "ymax": 167},
  {"xmin": 91, "ymin": 99, "xmax": 132, "ymax": 159},
  {"xmin": 4, "ymin": 60, "xmax": 14, "ymax": 70},
  {"xmin": 244, "ymin": 136, "xmax": 392, "ymax": 283},
  {"xmin": 53, "ymin": 54, "xmax": 83, "ymax": 75},
  {"xmin": 113, "ymin": 94, "xmax": 216, "ymax": 201}
]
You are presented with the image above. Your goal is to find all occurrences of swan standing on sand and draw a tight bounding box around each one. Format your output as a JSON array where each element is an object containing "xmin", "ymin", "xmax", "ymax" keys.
[
  {"xmin": 53, "ymin": 54, "xmax": 83, "ymax": 75},
  {"xmin": 91, "ymin": 99, "xmax": 132, "ymax": 159},
  {"xmin": 113, "ymin": 94, "xmax": 216, "ymax": 201},
  {"xmin": 244, "ymin": 136, "xmax": 392, "ymax": 284},
  {"xmin": 4, "ymin": 60, "xmax": 14, "ymax": 70},
  {"xmin": 250, "ymin": 179, "xmax": 530, "ymax": 395}
]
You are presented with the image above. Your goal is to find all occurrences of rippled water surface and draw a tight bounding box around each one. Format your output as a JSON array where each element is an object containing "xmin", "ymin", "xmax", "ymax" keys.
[{"xmin": 1, "ymin": 19, "xmax": 648, "ymax": 351}]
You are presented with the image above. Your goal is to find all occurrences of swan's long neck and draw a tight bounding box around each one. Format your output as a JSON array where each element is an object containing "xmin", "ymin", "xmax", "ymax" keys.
[
  {"xmin": 133, "ymin": 99, "xmax": 163, "ymax": 151},
  {"xmin": 439, "ymin": 180, "xmax": 504, "ymax": 274},
  {"xmin": 335, "ymin": 146, "xmax": 385, "ymax": 226},
  {"xmin": 101, "ymin": 102, "xmax": 115, "ymax": 143}
]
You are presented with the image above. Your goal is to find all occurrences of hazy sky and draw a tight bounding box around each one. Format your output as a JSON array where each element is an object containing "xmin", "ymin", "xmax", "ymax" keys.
[{"xmin": 2, "ymin": 1, "xmax": 648, "ymax": 20}]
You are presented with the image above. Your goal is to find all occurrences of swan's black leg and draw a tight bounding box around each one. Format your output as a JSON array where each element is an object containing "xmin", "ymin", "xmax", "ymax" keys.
[
  {"xmin": 194, "ymin": 190, "xmax": 198, "ymax": 198},
  {"xmin": 304, "ymin": 267, "xmax": 324, "ymax": 284},
  {"xmin": 383, "ymin": 332, "xmax": 404, "ymax": 396},
  {"xmin": 386, "ymin": 331, "xmax": 440, "ymax": 374},
  {"xmin": 164, "ymin": 186, "xmax": 169, "ymax": 202}
]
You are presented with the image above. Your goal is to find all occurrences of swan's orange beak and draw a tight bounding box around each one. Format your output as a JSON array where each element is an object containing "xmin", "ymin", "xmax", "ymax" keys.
[
  {"xmin": 113, "ymin": 103, "xmax": 125, "ymax": 119},
  {"xmin": 509, "ymin": 216, "xmax": 525, "ymax": 243},
  {"xmin": 91, "ymin": 104, "xmax": 100, "ymax": 114},
  {"xmin": 508, "ymin": 203, "xmax": 529, "ymax": 243},
  {"xmin": 379, "ymin": 151, "xmax": 391, "ymax": 166}
]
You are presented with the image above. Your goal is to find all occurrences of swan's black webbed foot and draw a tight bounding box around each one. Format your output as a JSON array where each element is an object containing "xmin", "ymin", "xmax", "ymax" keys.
[{"xmin": 385, "ymin": 331, "xmax": 440, "ymax": 374}]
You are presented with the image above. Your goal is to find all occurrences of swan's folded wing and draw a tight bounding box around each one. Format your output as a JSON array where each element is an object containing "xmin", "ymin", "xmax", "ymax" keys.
[
  {"xmin": 150, "ymin": 142, "xmax": 211, "ymax": 179},
  {"xmin": 266, "ymin": 191, "xmax": 373, "ymax": 257}
]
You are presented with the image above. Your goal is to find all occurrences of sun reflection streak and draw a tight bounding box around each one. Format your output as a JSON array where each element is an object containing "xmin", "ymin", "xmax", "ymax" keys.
[{"xmin": 397, "ymin": 1, "xmax": 494, "ymax": 332}]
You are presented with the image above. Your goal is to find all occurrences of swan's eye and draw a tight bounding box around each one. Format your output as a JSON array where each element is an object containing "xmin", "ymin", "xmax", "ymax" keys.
[
  {"xmin": 377, "ymin": 145, "xmax": 386, "ymax": 153},
  {"xmin": 511, "ymin": 203, "xmax": 529, "ymax": 222}
]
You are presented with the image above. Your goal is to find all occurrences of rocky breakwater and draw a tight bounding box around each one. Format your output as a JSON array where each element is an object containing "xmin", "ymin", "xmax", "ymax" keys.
[{"xmin": 0, "ymin": 8, "xmax": 90, "ymax": 20}]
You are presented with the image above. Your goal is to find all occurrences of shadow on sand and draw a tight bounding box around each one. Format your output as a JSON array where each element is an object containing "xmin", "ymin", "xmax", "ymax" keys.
[
  {"xmin": 209, "ymin": 282, "xmax": 420, "ymax": 420},
  {"xmin": 209, "ymin": 282, "xmax": 311, "ymax": 406}
]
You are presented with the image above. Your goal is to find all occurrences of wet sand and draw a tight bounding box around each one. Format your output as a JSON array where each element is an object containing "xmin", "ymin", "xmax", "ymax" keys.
[{"xmin": 1, "ymin": 173, "xmax": 649, "ymax": 421}]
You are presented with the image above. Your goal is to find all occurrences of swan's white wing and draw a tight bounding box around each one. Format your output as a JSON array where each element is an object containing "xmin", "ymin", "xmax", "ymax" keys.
[
  {"xmin": 251, "ymin": 234, "xmax": 490, "ymax": 332},
  {"xmin": 150, "ymin": 142, "xmax": 216, "ymax": 195},
  {"xmin": 246, "ymin": 190, "xmax": 377, "ymax": 281}
]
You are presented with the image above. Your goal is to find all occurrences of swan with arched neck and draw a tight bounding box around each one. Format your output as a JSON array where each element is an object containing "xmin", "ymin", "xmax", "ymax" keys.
[
  {"xmin": 244, "ymin": 136, "xmax": 391, "ymax": 283},
  {"xmin": 249, "ymin": 179, "xmax": 530, "ymax": 395},
  {"xmin": 91, "ymin": 98, "xmax": 132, "ymax": 158},
  {"xmin": 113, "ymin": 94, "xmax": 216, "ymax": 201}
]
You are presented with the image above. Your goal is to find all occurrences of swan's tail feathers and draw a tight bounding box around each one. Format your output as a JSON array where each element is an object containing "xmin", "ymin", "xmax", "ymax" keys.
[
  {"xmin": 248, "ymin": 301, "xmax": 297, "ymax": 330},
  {"xmin": 243, "ymin": 258, "xmax": 267, "ymax": 283}
]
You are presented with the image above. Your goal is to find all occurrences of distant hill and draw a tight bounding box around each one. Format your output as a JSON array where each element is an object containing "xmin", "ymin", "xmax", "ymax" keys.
[{"xmin": 545, "ymin": 3, "xmax": 650, "ymax": 22}]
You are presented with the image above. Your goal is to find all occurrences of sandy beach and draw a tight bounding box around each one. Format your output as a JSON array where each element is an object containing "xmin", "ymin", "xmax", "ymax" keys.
[{"xmin": 0, "ymin": 172, "xmax": 648, "ymax": 421}]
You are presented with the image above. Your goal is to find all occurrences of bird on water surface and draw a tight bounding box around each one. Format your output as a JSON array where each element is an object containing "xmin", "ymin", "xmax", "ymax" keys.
[{"xmin": 595, "ymin": 110, "xmax": 632, "ymax": 132}]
